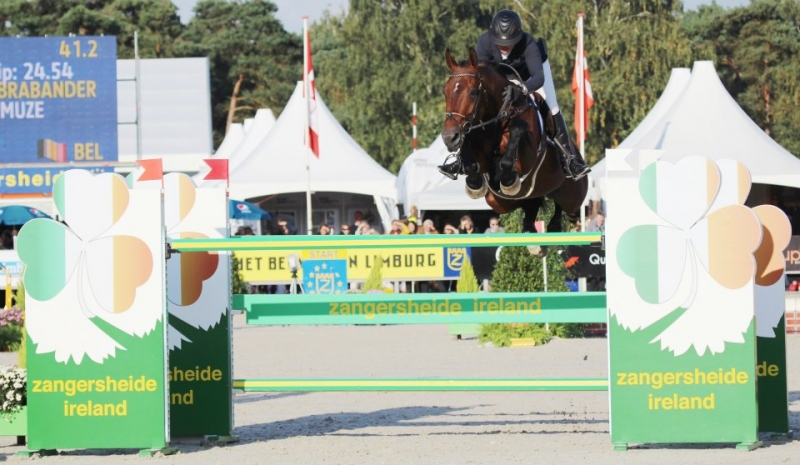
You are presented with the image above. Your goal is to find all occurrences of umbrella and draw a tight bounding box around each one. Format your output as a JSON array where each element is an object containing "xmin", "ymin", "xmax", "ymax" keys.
[
  {"xmin": 0, "ymin": 205, "xmax": 52, "ymax": 226},
  {"xmin": 229, "ymin": 199, "xmax": 271, "ymax": 221}
]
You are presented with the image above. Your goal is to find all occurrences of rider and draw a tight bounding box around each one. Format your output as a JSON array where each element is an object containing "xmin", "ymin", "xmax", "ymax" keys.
[{"xmin": 438, "ymin": 9, "xmax": 591, "ymax": 181}]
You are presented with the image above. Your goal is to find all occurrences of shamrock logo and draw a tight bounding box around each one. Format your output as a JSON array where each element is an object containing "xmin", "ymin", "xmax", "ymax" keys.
[
  {"xmin": 752, "ymin": 204, "xmax": 792, "ymax": 338},
  {"xmin": 161, "ymin": 173, "xmax": 222, "ymax": 350},
  {"xmin": 615, "ymin": 158, "xmax": 765, "ymax": 356},
  {"xmin": 17, "ymin": 170, "xmax": 156, "ymax": 364}
]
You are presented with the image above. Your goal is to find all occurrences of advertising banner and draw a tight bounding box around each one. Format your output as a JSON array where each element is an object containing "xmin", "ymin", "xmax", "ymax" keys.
[
  {"xmin": 237, "ymin": 247, "xmax": 471, "ymax": 283},
  {"xmin": 606, "ymin": 152, "xmax": 764, "ymax": 449},
  {"xmin": 130, "ymin": 171, "xmax": 233, "ymax": 438},
  {"xmin": 17, "ymin": 169, "xmax": 168, "ymax": 450},
  {"xmin": 0, "ymin": 36, "xmax": 118, "ymax": 194}
]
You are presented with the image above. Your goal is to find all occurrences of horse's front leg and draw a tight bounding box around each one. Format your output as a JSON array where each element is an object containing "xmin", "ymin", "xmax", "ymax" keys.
[
  {"xmin": 499, "ymin": 121, "xmax": 525, "ymax": 196},
  {"xmin": 461, "ymin": 146, "xmax": 488, "ymax": 199}
]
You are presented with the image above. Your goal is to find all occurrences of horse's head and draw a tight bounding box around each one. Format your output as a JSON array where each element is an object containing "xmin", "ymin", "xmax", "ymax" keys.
[{"xmin": 441, "ymin": 48, "xmax": 487, "ymax": 152}]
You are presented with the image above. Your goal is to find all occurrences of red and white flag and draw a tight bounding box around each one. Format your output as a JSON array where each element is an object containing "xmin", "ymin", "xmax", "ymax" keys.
[
  {"xmin": 572, "ymin": 15, "xmax": 594, "ymax": 144},
  {"xmin": 203, "ymin": 158, "xmax": 229, "ymax": 190},
  {"xmin": 303, "ymin": 17, "xmax": 320, "ymax": 158}
]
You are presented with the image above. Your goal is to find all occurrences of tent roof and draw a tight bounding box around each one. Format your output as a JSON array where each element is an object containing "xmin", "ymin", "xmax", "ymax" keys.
[
  {"xmin": 396, "ymin": 136, "xmax": 452, "ymax": 208},
  {"xmin": 229, "ymin": 109, "xmax": 275, "ymax": 172},
  {"xmin": 229, "ymin": 82, "xmax": 397, "ymax": 201},
  {"xmin": 631, "ymin": 61, "xmax": 800, "ymax": 189},
  {"xmin": 590, "ymin": 68, "xmax": 690, "ymax": 183}
]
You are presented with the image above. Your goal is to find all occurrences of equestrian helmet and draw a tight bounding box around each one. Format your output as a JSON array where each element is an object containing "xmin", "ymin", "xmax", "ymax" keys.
[{"xmin": 489, "ymin": 10, "xmax": 523, "ymax": 46}]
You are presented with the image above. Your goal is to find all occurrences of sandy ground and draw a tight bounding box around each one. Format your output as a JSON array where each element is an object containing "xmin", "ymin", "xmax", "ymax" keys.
[{"xmin": 0, "ymin": 313, "xmax": 798, "ymax": 464}]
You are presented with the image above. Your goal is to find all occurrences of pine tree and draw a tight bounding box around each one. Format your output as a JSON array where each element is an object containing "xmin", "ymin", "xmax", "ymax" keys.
[
  {"xmin": 362, "ymin": 255, "xmax": 384, "ymax": 292},
  {"xmin": 456, "ymin": 255, "xmax": 480, "ymax": 292},
  {"xmin": 231, "ymin": 254, "xmax": 248, "ymax": 296}
]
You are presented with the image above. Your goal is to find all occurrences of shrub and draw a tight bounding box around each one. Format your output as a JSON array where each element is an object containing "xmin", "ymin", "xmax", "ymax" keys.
[
  {"xmin": 0, "ymin": 307, "xmax": 23, "ymax": 352},
  {"xmin": 0, "ymin": 366, "xmax": 26, "ymax": 414},
  {"xmin": 15, "ymin": 282, "xmax": 25, "ymax": 369},
  {"xmin": 479, "ymin": 206, "xmax": 584, "ymax": 347}
]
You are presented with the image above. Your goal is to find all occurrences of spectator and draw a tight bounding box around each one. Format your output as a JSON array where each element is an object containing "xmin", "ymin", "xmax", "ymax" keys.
[
  {"xmin": 587, "ymin": 212, "xmax": 605, "ymax": 232},
  {"xmin": 422, "ymin": 219, "xmax": 439, "ymax": 234},
  {"xmin": 459, "ymin": 214, "xmax": 478, "ymax": 234},
  {"xmin": 390, "ymin": 219, "xmax": 410, "ymax": 235},
  {"xmin": 340, "ymin": 224, "xmax": 352, "ymax": 235},
  {"xmin": 443, "ymin": 223, "xmax": 459, "ymax": 234},
  {"xmin": 353, "ymin": 211, "xmax": 372, "ymax": 235},
  {"xmin": 484, "ymin": 216, "xmax": 504, "ymax": 234},
  {"xmin": 790, "ymin": 280, "xmax": 799, "ymax": 292},
  {"xmin": 243, "ymin": 226, "xmax": 255, "ymax": 236},
  {"xmin": 407, "ymin": 219, "xmax": 418, "ymax": 234},
  {"xmin": 317, "ymin": 223, "xmax": 333, "ymax": 235},
  {"xmin": 355, "ymin": 221, "xmax": 372, "ymax": 235},
  {"xmin": 277, "ymin": 218, "xmax": 297, "ymax": 235}
]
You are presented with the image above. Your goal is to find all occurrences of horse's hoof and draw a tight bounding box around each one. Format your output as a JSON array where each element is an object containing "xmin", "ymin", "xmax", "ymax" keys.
[
  {"xmin": 500, "ymin": 176, "xmax": 522, "ymax": 196},
  {"xmin": 527, "ymin": 246, "xmax": 543, "ymax": 257},
  {"xmin": 465, "ymin": 180, "xmax": 488, "ymax": 199}
]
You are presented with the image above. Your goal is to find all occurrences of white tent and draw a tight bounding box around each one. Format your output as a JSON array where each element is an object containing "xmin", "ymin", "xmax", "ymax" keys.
[
  {"xmin": 589, "ymin": 67, "xmax": 691, "ymax": 189},
  {"xmin": 395, "ymin": 136, "xmax": 451, "ymax": 210},
  {"xmin": 416, "ymin": 178, "xmax": 492, "ymax": 211},
  {"xmin": 228, "ymin": 82, "xmax": 398, "ymax": 231},
  {"xmin": 215, "ymin": 123, "xmax": 245, "ymax": 160},
  {"xmin": 629, "ymin": 61, "xmax": 800, "ymax": 189}
]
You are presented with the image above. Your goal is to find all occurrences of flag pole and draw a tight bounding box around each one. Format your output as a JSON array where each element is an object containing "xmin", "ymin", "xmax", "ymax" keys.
[
  {"xmin": 303, "ymin": 16, "xmax": 313, "ymax": 235},
  {"xmin": 578, "ymin": 13, "xmax": 585, "ymax": 159},
  {"xmin": 412, "ymin": 102, "xmax": 417, "ymax": 151}
]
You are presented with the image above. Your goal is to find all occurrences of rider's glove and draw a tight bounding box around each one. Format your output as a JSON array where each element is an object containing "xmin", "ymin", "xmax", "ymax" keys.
[{"xmin": 502, "ymin": 85, "xmax": 526, "ymax": 103}]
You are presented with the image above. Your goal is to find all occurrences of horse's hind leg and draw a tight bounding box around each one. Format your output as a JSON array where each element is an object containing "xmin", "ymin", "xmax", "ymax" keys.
[
  {"xmin": 500, "ymin": 121, "xmax": 525, "ymax": 196},
  {"xmin": 547, "ymin": 202, "xmax": 563, "ymax": 233},
  {"xmin": 520, "ymin": 198, "xmax": 543, "ymax": 233}
]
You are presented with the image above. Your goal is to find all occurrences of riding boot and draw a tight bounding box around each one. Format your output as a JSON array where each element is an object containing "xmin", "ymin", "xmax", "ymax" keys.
[
  {"xmin": 552, "ymin": 112, "xmax": 591, "ymax": 180},
  {"xmin": 437, "ymin": 160, "xmax": 460, "ymax": 180}
]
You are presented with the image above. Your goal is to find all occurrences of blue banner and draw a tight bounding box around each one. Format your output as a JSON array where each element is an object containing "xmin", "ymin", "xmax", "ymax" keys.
[
  {"xmin": 303, "ymin": 259, "xmax": 348, "ymax": 295},
  {"xmin": 0, "ymin": 36, "xmax": 118, "ymax": 194},
  {"xmin": 443, "ymin": 247, "xmax": 472, "ymax": 278},
  {"xmin": 0, "ymin": 165, "xmax": 113, "ymax": 195}
]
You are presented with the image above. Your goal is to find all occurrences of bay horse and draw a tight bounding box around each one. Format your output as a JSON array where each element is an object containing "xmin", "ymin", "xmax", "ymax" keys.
[{"xmin": 441, "ymin": 47, "xmax": 588, "ymax": 233}]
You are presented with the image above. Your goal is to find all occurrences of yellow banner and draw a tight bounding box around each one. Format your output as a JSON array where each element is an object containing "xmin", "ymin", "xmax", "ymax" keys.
[{"xmin": 236, "ymin": 248, "xmax": 448, "ymax": 282}]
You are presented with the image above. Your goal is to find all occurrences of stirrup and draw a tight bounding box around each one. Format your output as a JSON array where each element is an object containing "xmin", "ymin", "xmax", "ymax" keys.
[
  {"xmin": 568, "ymin": 164, "xmax": 591, "ymax": 181},
  {"xmin": 438, "ymin": 153, "xmax": 461, "ymax": 180}
]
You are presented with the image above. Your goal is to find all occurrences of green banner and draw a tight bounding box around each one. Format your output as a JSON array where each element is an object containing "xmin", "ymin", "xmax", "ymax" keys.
[
  {"xmin": 756, "ymin": 316, "xmax": 789, "ymax": 433},
  {"xmin": 26, "ymin": 322, "xmax": 168, "ymax": 449},
  {"xmin": 235, "ymin": 292, "xmax": 607, "ymax": 325},
  {"xmin": 168, "ymin": 314, "xmax": 231, "ymax": 436},
  {"xmin": 609, "ymin": 314, "xmax": 758, "ymax": 445}
]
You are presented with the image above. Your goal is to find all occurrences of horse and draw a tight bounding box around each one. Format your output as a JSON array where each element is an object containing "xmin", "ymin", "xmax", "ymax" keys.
[{"xmin": 440, "ymin": 47, "xmax": 588, "ymax": 233}]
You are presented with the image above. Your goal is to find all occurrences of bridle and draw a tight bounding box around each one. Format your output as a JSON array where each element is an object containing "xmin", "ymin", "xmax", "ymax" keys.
[
  {"xmin": 444, "ymin": 72, "xmax": 485, "ymax": 136},
  {"xmin": 445, "ymin": 68, "xmax": 527, "ymax": 138}
]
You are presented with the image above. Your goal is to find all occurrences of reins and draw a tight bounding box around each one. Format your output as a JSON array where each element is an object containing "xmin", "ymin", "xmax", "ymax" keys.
[{"xmin": 445, "ymin": 68, "xmax": 532, "ymax": 136}]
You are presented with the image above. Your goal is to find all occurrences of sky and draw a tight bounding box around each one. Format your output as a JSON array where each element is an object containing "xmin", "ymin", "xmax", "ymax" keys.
[
  {"xmin": 172, "ymin": 0, "xmax": 348, "ymax": 34},
  {"xmin": 172, "ymin": 1, "xmax": 751, "ymax": 34}
]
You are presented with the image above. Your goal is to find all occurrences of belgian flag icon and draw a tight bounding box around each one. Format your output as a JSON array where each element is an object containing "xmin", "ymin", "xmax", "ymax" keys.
[{"xmin": 37, "ymin": 139, "xmax": 67, "ymax": 162}]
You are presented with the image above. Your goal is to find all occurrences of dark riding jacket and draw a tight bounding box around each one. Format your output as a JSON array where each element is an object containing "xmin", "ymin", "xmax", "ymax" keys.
[{"xmin": 476, "ymin": 31, "xmax": 545, "ymax": 94}]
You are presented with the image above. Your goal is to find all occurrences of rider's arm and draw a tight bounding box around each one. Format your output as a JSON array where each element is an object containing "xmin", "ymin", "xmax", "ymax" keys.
[
  {"xmin": 476, "ymin": 33, "xmax": 494, "ymax": 63},
  {"xmin": 521, "ymin": 36, "xmax": 545, "ymax": 93}
]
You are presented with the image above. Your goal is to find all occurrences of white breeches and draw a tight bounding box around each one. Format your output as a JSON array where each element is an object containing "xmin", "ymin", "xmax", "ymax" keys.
[{"xmin": 510, "ymin": 59, "xmax": 560, "ymax": 115}]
